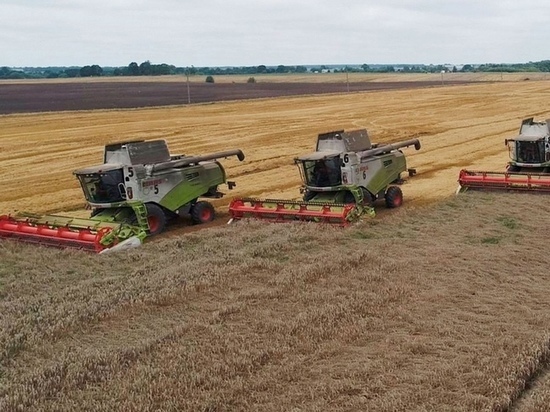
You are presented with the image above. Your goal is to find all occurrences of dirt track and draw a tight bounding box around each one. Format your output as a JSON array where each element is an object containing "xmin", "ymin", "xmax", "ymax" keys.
[{"xmin": 1, "ymin": 75, "xmax": 550, "ymax": 221}]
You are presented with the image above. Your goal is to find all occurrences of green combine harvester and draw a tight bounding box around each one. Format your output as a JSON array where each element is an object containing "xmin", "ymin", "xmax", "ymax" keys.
[
  {"xmin": 0, "ymin": 140, "xmax": 245, "ymax": 253},
  {"xmin": 229, "ymin": 129, "xmax": 421, "ymax": 225},
  {"xmin": 458, "ymin": 118, "xmax": 550, "ymax": 192}
]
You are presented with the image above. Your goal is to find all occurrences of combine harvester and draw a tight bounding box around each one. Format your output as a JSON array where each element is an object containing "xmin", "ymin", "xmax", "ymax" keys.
[
  {"xmin": 458, "ymin": 118, "xmax": 550, "ymax": 192},
  {"xmin": 229, "ymin": 129, "xmax": 421, "ymax": 226},
  {"xmin": 0, "ymin": 140, "xmax": 245, "ymax": 253}
]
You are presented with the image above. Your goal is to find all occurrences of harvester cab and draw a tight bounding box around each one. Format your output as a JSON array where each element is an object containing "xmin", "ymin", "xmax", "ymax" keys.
[
  {"xmin": 458, "ymin": 118, "xmax": 550, "ymax": 193},
  {"xmin": 229, "ymin": 128, "xmax": 421, "ymax": 225},
  {"xmin": 1, "ymin": 140, "xmax": 245, "ymax": 253},
  {"xmin": 296, "ymin": 152, "xmax": 342, "ymax": 189},
  {"xmin": 76, "ymin": 166, "xmax": 126, "ymax": 204}
]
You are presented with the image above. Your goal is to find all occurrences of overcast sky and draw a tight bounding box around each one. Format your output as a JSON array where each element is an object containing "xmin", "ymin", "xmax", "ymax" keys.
[{"xmin": 2, "ymin": 0, "xmax": 549, "ymax": 67}]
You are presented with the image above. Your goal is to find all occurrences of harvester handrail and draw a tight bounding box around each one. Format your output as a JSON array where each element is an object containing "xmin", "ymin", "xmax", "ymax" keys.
[
  {"xmin": 150, "ymin": 149, "xmax": 245, "ymax": 173},
  {"xmin": 357, "ymin": 138, "xmax": 421, "ymax": 159}
]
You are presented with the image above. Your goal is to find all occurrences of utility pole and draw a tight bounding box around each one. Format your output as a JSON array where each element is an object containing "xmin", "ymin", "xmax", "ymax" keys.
[{"xmin": 186, "ymin": 67, "xmax": 191, "ymax": 104}]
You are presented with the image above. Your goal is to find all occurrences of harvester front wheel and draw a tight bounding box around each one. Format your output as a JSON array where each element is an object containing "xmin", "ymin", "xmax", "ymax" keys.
[
  {"xmin": 303, "ymin": 190, "xmax": 316, "ymax": 201},
  {"xmin": 361, "ymin": 188, "xmax": 374, "ymax": 206},
  {"xmin": 191, "ymin": 201, "xmax": 215, "ymax": 224},
  {"xmin": 385, "ymin": 186, "xmax": 403, "ymax": 208},
  {"xmin": 90, "ymin": 208, "xmax": 105, "ymax": 218},
  {"xmin": 145, "ymin": 203, "xmax": 167, "ymax": 235}
]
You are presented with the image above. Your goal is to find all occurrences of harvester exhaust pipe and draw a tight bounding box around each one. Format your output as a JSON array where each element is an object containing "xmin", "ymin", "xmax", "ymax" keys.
[
  {"xmin": 358, "ymin": 138, "xmax": 421, "ymax": 159},
  {"xmin": 151, "ymin": 149, "xmax": 245, "ymax": 173}
]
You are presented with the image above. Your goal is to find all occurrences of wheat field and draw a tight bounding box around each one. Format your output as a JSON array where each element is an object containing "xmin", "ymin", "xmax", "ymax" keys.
[
  {"xmin": 2, "ymin": 75, "xmax": 550, "ymax": 411},
  {"xmin": 1, "ymin": 75, "xmax": 550, "ymax": 217}
]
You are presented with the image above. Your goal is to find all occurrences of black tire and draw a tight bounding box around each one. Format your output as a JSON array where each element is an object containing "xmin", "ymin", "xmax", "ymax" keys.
[
  {"xmin": 507, "ymin": 164, "xmax": 521, "ymax": 172},
  {"xmin": 145, "ymin": 203, "xmax": 167, "ymax": 235},
  {"xmin": 191, "ymin": 201, "xmax": 215, "ymax": 224},
  {"xmin": 385, "ymin": 186, "xmax": 403, "ymax": 208},
  {"xmin": 343, "ymin": 191, "xmax": 356, "ymax": 204},
  {"xmin": 303, "ymin": 190, "xmax": 316, "ymax": 201},
  {"xmin": 90, "ymin": 208, "xmax": 105, "ymax": 218},
  {"xmin": 361, "ymin": 188, "xmax": 374, "ymax": 206}
]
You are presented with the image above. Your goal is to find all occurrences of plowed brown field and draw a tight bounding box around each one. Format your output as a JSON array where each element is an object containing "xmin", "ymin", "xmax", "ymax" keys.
[{"xmin": 1, "ymin": 73, "xmax": 549, "ymax": 220}]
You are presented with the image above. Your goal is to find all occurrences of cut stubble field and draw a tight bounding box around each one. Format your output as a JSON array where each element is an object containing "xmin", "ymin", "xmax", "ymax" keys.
[{"xmin": 2, "ymin": 74, "xmax": 550, "ymax": 411}]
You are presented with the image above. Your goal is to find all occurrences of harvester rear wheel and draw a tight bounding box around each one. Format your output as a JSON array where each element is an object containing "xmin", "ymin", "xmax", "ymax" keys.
[
  {"xmin": 191, "ymin": 201, "xmax": 215, "ymax": 224},
  {"xmin": 145, "ymin": 203, "xmax": 167, "ymax": 235},
  {"xmin": 385, "ymin": 186, "xmax": 403, "ymax": 208}
]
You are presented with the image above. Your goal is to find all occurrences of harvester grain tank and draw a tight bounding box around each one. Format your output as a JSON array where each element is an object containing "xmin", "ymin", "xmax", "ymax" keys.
[
  {"xmin": 0, "ymin": 140, "xmax": 245, "ymax": 252},
  {"xmin": 229, "ymin": 129, "xmax": 421, "ymax": 225},
  {"xmin": 458, "ymin": 118, "xmax": 550, "ymax": 192}
]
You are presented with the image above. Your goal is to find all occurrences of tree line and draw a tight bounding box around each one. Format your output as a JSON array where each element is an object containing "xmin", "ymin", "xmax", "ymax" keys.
[{"xmin": 2, "ymin": 60, "xmax": 550, "ymax": 80}]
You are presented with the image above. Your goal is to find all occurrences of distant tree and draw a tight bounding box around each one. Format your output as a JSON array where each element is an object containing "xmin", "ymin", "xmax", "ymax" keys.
[
  {"xmin": 152, "ymin": 63, "xmax": 174, "ymax": 75},
  {"xmin": 205, "ymin": 75, "xmax": 215, "ymax": 83},
  {"xmin": 128, "ymin": 62, "xmax": 140, "ymax": 76},
  {"xmin": 63, "ymin": 68, "xmax": 80, "ymax": 78},
  {"xmin": 12, "ymin": 58, "xmax": 550, "ymax": 80},
  {"xmin": 425, "ymin": 64, "xmax": 446, "ymax": 73},
  {"xmin": 139, "ymin": 60, "xmax": 152, "ymax": 76},
  {"xmin": 92, "ymin": 64, "xmax": 102, "ymax": 76},
  {"xmin": 80, "ymin": 64, "xmax": 103, "ymax": 77},
  {"xmin": 534, "ymin": 60, "xmax": 550, "ymax": 72},
  {"xmin": 184, "ymin": 66, "xmax": 197, "ymax": 75},
  {"xmin": 0, "ymin": 66, "xmax": 11, "ymax": 77},
  {"xmin": 80, "ymin": 66, "xmax": 93, "ymax": 77},
  {"xmin": 8, "ymin": 71, "xmax": 25, "ymax": 79}
]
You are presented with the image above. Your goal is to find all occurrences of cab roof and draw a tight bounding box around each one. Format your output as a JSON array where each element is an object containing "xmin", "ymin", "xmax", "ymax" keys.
[
  {"xmin": 73, "ymin": 163, "xmax": 123, "ymax": 175},
  {"xmin": 295, "ymin": 150, "xmax": 341, "ymax": 161}
]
